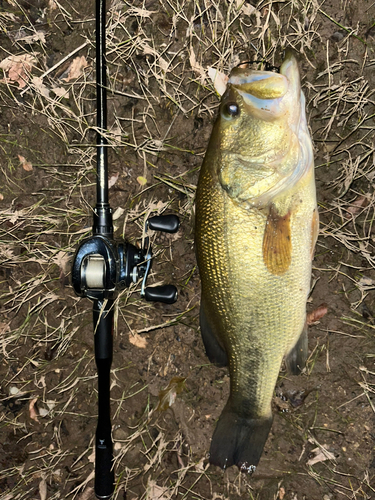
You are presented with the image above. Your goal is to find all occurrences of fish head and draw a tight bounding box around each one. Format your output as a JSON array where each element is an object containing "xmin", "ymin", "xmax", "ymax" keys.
[{"xmin": 214, "ymin": 52, "xmax": 312, "ymax": 207}]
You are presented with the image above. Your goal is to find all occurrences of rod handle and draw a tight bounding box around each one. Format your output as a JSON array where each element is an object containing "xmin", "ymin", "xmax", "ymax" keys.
[{"xmin": 94, "ymin": 302, "xmax": 114, "ymax": 499}]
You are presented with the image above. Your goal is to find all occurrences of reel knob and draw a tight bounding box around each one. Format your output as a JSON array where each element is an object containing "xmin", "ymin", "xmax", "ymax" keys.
[
  {"xmin": 147, "ymin": 214, "xmax": 180, "ymax": 233},
  {"xmin": 143, "ymin": 285, "xmax": 178, "ymax": 304}
]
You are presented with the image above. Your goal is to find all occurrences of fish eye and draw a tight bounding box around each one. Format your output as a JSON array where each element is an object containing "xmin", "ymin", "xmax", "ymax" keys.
[{"xmin": 222, "ymin": 102, "xmax": 240, "ymax": 119}]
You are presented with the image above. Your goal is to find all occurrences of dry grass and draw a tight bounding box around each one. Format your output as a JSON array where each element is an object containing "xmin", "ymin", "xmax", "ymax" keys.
[{"xmin": 0, "ymin": 0, "xmax": 374, "ymax": 499}]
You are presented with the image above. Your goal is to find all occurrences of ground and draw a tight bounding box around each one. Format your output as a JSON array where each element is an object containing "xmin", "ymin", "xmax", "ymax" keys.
[{"xmin": 0, "ymin": 0, "xmax": 374, "ymax": 499}]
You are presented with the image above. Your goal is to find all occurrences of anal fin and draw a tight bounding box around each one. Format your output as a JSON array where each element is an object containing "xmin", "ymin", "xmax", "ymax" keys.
[{"xmin": 285, "ymin": 322, "xmax": 308, "ymax": 375}]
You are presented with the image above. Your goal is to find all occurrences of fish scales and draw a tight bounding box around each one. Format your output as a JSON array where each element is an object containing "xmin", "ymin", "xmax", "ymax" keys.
[{"xmin": 195, "ymin": 52, "xmax": 318, "ymax": 472}]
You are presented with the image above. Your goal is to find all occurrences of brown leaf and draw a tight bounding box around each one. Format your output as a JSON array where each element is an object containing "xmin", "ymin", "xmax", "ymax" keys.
[
  {"xmin": 48, "ymin": 0, "xmax": 58, "ymax": 10},
  {"xmin": 18, "ymin": 154, "xmax": 33, "ymax": 171},
  {"xmin": 147, "ymin": 480, "xmax": 170, "ymax": 500},
  {"xmin": 207, "ymin": 67, "xmax": 228, "ymax": 96},
  {"xmin": 31, "ymin": 77, "xmax": 50, "ymax": 98},
  {"xmin": 0, "ymin": 54, "xmax": 37, "ymax": 88},
  {"xmin": 77, "ymin": 487, "xmax": 95, "ymax": 500},
  {"xmin": 0, "ymin": 322, "xmax": 11, "ymax": 335},
  {"xmin": 307, "ymin": 303, "xmax": 328, "ymax": 325},
  {"xmin": 129, "ymin": 333, "xmax": 147, "ymax": 348},
  {"xmin": 39, "ymin": 478, "xmax": 47, "ymax": 500},
  {"xmin": 141, "ymin": 42, "xmax": 168, "ymax": 72},
  {"xmin": 29, "ymin": 397, "xmax": 39, "ymax": 422},
  {"xmin": 62, "ymin": 56, "xmax": 89, "ymax": 82},
  {"xmin": 51, "ymin": 86, "xmax": 69, "ymax": 98},
  {"xmin": 306, "ymin": 446, "xmax": 335, "ymax": 466},
  {"xmin": 137, "ymin": 176, "xmax": 147, "ymax": 186},
  {"xmin": 14, "ymin": 30, "xmax": 46, "ymax": 44},
  {"xmin": 108, "ymin": 173, "xmax": 119, "ymax": 188},
  {"xmin": 53, "ymin": 250, "xmax": 70, "ymax": 274},
  {"xmin": 345, "ymin": 194, "xmax": 370, "ymax": 217},
  {"xmin": 277, "ymin": 487, "xmax": 286, "ymax": 500},
  {"xmin": 157, "ymin": 376, "xmax": 186, "ymax": 411},
  {"xmin": 190, "ymin": 48, "xmax": 206, "ymax": 81},
  {"xmin": 127, "ymin": 7, "xmax": 157, "ymax": 17}
]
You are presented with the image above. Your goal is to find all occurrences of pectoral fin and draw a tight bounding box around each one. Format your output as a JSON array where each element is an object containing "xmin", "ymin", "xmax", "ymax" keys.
[
  {"xmin": 262, "ymin": 204, "xmax": 292, "ymax": 275},
  {"xmin": 285, "ymin": 322, "xmax": 308, "ymax": 375}
]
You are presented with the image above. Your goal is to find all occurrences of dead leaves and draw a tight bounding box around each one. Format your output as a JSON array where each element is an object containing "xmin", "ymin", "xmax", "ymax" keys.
[
  {"xmin": 189, "ymin": 48, "xmax": 229, "ymax": 95},
  {"xmin": 18, "ymin": 154, "xmax": 33, "ymax": 171},
  {"xmin": 29, "ymin": 397, "xmax": 39, "ymax": 422},
  {"xmin": 31, "ymin": 77, "xmax": 50, "ymax": 98},
  {"xmin": 207, "ymin": 67, "xmax": 228, "ymax": 96},
  {"xmin": 146, "ymin": 479, "xmax": 171, "ymax": 500},
  {"xmin": 39, "ymin": 477, "xmax": 47, "ymax": 500},
  {"xmin": 235, "ymin": 0, "xmax": 260, "ymax": 17},
  {"xmin": 62, "ymin": 56, "xmax": 89, "ymax": 82},
  {"xmin": 306, "ymin": 445, "xmax": 335, "ymax": 466},
  {"xmin": 12, "ymin": 29, "xmax": 46, "ymax": 45},
  {"xmin": 345, "ymin": 193, "xmax": 371, "ymax": 217},
  {"xmin": 141, "ymin": 42, "xmax": 169, "ymax": 72},
  {"xmin": 0, "ymin": 54, "xmax": 37, "ymax": 88},
  {"xmin": 129, "ymin": 333, "xmax": 148, "ymax": 348},
  {"xmin": 108, "ymin": 172, "xmax": 119, "ymax": 189},
  {"xmin": 189, "ymin": 48, "xmax": 206, "ymax": 82},
  {"xmin": 137, "ymin": 176, "xmax": 147, "ymax": 186},
  {"xmin": 156, "ymin": 376, "xmax": 186, "ymax": 411},
  {"xmin": 307, "ymin": 303, "xmax": 328, "ymax": 325}
]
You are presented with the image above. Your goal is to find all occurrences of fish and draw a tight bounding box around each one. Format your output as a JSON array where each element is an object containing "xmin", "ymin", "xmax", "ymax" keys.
[{"xmin": 195, "ymin": 52, "xmax": 318, "ymax": 473}]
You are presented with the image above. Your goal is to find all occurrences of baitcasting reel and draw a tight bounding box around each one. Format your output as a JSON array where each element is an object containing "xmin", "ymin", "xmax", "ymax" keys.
[{"xmin": 72, "ymin": 214, "xmax": 180, "ymax": 304}]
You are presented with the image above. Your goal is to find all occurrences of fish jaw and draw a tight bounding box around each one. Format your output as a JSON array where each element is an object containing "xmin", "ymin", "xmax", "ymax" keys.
[{"xmin": 216, "ymin": 54, "xmax": 312, "ymax": 209}]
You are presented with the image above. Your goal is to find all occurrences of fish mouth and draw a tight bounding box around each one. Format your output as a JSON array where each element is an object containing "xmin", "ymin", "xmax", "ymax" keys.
[
  {"xmin": 227, "ymin": 51, "xmax": 300, "ymax": 114},
  {"xmin": 228, "ymin": 70, "xmax": 288, "ymax": 100}
]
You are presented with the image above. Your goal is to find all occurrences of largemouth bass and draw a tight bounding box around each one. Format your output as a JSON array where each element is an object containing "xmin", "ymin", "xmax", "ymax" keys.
[{"xmin": 195, "ymin": 52, "xmax": 318, "ymax": 472}]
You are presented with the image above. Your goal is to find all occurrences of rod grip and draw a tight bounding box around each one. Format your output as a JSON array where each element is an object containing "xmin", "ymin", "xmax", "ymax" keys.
[
  {"xmin": 95, "ymin": 440, "xmax": 114, "ymax": 499},
  {"xmin": 94, "ymin": 301, "xmax": 114, "ymax": 499}
]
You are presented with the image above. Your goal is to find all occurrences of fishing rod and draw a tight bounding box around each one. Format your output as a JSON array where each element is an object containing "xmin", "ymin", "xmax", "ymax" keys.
[{"xmin": 71, "ymin": 0, "xmax": 179, "ymax": 497}]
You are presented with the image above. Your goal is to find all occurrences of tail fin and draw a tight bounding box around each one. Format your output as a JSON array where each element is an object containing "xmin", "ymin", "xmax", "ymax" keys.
[{"xmin": 209, "ymin": 402, "xmax": 273, "ymax": 473}]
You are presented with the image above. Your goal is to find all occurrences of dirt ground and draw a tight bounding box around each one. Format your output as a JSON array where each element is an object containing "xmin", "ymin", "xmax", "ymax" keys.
[{"xmin": 0, "ymin": 0, "xmax": 375, "ymax": 499}]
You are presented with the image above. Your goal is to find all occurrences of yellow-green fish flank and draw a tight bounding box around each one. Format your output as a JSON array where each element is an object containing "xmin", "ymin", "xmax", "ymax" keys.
[{"xmin": 195, "ymin": 52, "xmax": 318, "ymax": 472}]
